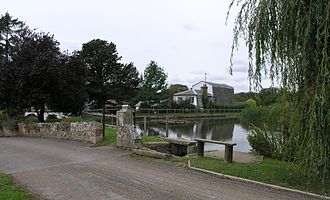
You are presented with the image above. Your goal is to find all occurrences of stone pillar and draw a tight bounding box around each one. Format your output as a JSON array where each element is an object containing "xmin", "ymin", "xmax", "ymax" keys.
[{"xmin": 117, "ymin": 105, "xmax": 141, "ymax": 149}]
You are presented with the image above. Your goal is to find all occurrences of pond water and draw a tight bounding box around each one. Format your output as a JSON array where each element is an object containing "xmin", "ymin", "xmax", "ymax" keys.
[{"xmin": 135, "ymin": 118, "xmax": 252, "ymax": 153}]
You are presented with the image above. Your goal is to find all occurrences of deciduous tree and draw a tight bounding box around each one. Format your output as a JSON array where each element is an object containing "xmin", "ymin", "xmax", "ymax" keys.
[
  {"xmin": 229, "ymin": 0, "xmax": 330, "ymax": 180},
  {"xmin": 80, "ymin": 39, "xmax": 121, "ymax": 108},
  {"xmin": 140, "ymin": 61, "xmax": 168, "ymax": 104},
  {"xmin": 13, "ymin": 31, "xmax": 62, "ymax": 122}
]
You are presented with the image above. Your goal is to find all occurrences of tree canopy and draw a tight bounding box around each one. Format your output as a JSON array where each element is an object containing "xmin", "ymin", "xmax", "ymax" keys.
[
  {"xmin": 229, "ymin": 0, "xmax": 330, "ymax": 180},
  {"xmin": 139, "ymin": 61, "xmax": 168, "ymax": 103},
  {"xmin": 80, "ymin": 39, "xmax": 140, "ymax": 108},
  {"xmin": 12, "ymin": 31, "xmax": 62, "ymax": 121}
]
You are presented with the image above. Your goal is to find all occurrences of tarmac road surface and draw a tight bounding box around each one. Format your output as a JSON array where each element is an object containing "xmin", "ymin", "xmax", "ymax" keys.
[{"xmin": 0, "ymin": 137, "xmax": 323, "ymax": 200}]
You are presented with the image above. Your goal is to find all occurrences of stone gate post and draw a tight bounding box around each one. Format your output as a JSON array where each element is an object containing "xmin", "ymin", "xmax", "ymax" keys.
[{"xmin": 117, "ymin": 105, "xmax": 141, "ymax": 149}]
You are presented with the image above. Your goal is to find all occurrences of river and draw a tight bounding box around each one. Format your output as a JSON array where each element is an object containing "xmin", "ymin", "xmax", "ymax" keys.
[{"xmin": 135, "ymin": 117, "xmax": 252, "ymax": 153}]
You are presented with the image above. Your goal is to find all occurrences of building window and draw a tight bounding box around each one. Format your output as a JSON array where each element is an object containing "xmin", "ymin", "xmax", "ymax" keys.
[
  {"xmin": 189, "ymin": 97, "xmax": 194, "ymax": 103},
  {"xmin": 178, "ymin": 97, "xmax": 183, "ymax": 102}
]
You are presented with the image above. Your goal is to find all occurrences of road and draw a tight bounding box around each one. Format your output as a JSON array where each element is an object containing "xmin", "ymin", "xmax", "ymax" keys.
[{"xmin": 0, "ymin": 137, "xmax": 321, "ymax": 200}]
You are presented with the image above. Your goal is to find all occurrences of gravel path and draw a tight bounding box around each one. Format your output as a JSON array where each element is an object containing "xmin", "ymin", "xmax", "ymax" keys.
[{"xmin": 0, "ymin": 137, "xmax": 321, "ymax": 200}]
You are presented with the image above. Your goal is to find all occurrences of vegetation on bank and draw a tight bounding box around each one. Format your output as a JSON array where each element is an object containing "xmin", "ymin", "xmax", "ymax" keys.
[
  {"xmin": 230, "ymin": 0, "xmax": 330, "ymax": 183},
  {"xmin": 92, "ymin": 127, "xmax": 165, "ymax": 147},
  {"xmin": 189, "ymin": 157, "xmax": 330, "ymax": 196},
  {"xmin": 0, "ymin": 173, "xmax": 39, "ymax": 200},
  {"xmin": 91, "ymin": 127, "xmax": 117, "ymax": 147}
]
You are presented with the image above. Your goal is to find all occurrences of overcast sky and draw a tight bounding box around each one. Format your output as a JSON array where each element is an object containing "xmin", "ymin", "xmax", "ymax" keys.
[{"xmin": 1, "ymin": 0, "xmax": 270, "ymax": 92}]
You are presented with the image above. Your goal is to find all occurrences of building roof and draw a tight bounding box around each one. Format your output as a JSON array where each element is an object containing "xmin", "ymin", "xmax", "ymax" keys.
[
  {"xmin": 173, "ymin": 89, "xmax": 212, "ymax": 97},
  {"xmin": 192, "ymin": 81, "xmax": 234, "ymax": 90},
  {"xmin": 173, "ymin": 89, "xmax": 197, "ymax": 96},
  {"xmin": 194, "ymin": 89, "xmax": 212, "ymax": 97}
]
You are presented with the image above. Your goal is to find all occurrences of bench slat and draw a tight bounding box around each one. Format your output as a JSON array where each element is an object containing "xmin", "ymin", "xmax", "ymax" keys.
[
  {"xmin": 165, "ymin": 138, "xmax": 197, "ymax": 146},
  {"xmin": 195, "ymin": 138, "xmax": 236, "ymax": 146}
]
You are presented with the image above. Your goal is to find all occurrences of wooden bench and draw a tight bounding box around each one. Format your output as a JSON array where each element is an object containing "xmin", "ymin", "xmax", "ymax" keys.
[
  {"xmin": 165, "ymin": 138, "xmax": 197, "ymax": 157},
  {"xmin": 195, "ymin": 138, "xmax": 237, "ymax": 163}
]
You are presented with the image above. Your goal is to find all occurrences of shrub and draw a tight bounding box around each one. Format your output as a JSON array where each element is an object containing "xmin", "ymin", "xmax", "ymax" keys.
[
  {"xmin": 240, "ymin": 106, "xmax": 269, "ymax": 128},
  {"xmin": 245, "ymin": 98, "xmax": 257, "ymax": 107},
  {"xmin": 46, "ymin": 114, "xmax": 60, "ymax": 122},
  {"xmin": 248, "ymin": 125, "xmax": 284, "ymax": 159},
  {"xmin": 0, "ymin": 110, "xmax": 4, "ymax": 120}
]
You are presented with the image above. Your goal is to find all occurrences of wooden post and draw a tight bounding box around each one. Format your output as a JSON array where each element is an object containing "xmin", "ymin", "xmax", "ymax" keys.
[
  {"xmin": 197, "ymin": 141, "xmax": 204, "ymax": 157},
  {"xmin": 224, "ymin": 145, "xmax": 234, "ymax": 163},
  {"xmin": 165, "ymin": 117, "xmax": 169, "ymax": 137},
  {"xmin": 144, "ymin": 116, "xmax": 147, "ymax": 136}
]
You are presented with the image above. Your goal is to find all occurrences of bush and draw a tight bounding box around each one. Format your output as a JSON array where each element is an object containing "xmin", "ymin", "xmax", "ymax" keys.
[
  {"xmin": 46, "ymin": 114, "xmax": 60, "ymax": 122},
  {"xmin": 245, "ymin": 99, "xmax": 257, "ymax": 107},
  {"xmin": 240, "ymin": 106, "xmax": 269, "ymax": 128},
  {"xmin": 248, "ymin": 125, "xmax": 284, "ymax": 159},
  {"xmin": 171, "ymin": 99, "xmax": 196, "ymax": 109},
  {"xmin": 0, "ymin": 110, "xmax": 4, "ymax": 120},
  {"xmin": 208, "ymin": 101, "xmax": 246, "ymax": 109},
  {"xmin": 240, "ymin": 102, "xmax": 292, "ymax": 131}
]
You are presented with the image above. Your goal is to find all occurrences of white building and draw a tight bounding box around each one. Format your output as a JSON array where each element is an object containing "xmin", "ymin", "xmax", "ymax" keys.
[{"xmin": 173, "ymin": 81, "xmax": 234, "ymax": 108}]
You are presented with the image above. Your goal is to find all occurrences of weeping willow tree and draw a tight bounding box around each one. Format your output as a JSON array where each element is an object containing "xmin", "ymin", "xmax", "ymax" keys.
[{"xmin": 229, "ymin": 0, "xmax": 329, "ymax": 181}]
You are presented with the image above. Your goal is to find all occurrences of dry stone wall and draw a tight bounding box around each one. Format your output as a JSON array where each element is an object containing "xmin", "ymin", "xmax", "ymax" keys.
[
  {"xmin": 117, "ymin": 105, "xmax": 141, "ymax": 149},
  {"xmin": 18, "ymin": 122, "xmax": 102, "ymax": 144}
]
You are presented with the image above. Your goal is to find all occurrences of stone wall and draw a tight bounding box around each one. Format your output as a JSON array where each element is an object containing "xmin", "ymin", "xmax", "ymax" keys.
[
  {"xmin": 18, "ymin": 122, "xmax": 103, "ymax": 144},
  {"xmin": 0, "ymin": 126, "xmax": 18, "ymax": 137},
  {"xmin": 117, "ymin": 105, "xmax": 141, "ymax": 149},
  {"xmin": 142, "ymin": 142, "xmax": 171, "ymax": 153}
]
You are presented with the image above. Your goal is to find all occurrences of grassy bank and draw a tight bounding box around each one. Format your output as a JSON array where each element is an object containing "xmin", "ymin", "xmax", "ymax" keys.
[
  {"xmin": 92, "ymin": 127, "xmax": 117, "ymax": 147},
  {"xmin": 0, "ymin": 173, "xmax": 38, "ymax": 200},
  {"xmin": 92, "ymin": 127, "xmax": 165, "ymax": 147},
  {"xmin": 190, "ymin": 157, "xmax": 330, "ymax": 196}
]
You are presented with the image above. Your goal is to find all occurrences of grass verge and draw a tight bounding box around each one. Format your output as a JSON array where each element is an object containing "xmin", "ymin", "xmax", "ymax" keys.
[
  {"xmin": 190, "ymin": 157, "xmax": 330, "ymax": 196},
  {"xmin": 91, "ymin": 127, "xmax": 117, "ymax": 147},
  {"xmin": 141, "ymin": 136, "xmax": 165, "ymax": 143},
  {"xmin": 92, "ymin": 127, "xmax": 165, "ymax": 147},
  {"xmin": 0, "ymin": 173, "xmax": 38, "ymax": 200}
]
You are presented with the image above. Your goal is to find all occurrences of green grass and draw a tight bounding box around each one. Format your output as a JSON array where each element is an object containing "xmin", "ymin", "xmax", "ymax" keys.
[
  {"xmin": 0, "ymin": 173, "xmax": 38, "ymax": 200},
  {"xmin": 92, "ymin": 127, "xmax": 166, "ymax": 147},
  {"xmin": 190, "ymin": 157, "xmax": 330, "ymax": 196},
  {"xmin": 141, "ymin": 136, "xmax": 165, "ymax": 143},
  {"xmin": 61, "ymin": 117, "xmax": 82, "ymax": 122},
  {"xmin": 91, "ymin": 127, "xmax": 117, "ymax": 147}
]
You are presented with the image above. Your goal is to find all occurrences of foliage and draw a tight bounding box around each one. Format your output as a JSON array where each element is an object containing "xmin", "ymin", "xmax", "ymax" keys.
[
  {"xmin": 235, "ymin": 88, "xmax": 281, "ymax": 106},
  {"xmin": 12, "ymin": 31, "xmax": 62, "ymax": 122},
  {"xmin": 245, "ymin": 98, "xmax": 257, "ymax": 107},
  {"xmin": 0, "ymin": 110, "xmax": 4, "ymax": 120},
  {"xmin": 0, "ymin": 13, "xmax": 26, "ymax": 116},
  {"xmin": 61, "ymin": 117, "xmax": 82, "ymax": 123},
  {"xmin": 201, "ymin": 85, "xmax": 209, "ymax": 108},
  {"xmin": 240, "ymin": 103, "xmax": 292, "ymax": 131},
  {"xmin": 0, "ymin": 173, "xmax": 39, "ymax": 200},
  {"xmin": 92, "ymin": 127, "xmax": 117, "ymax": 147},
  {"xmin": 0, "ymin": 12, "xmax": 26, "ymax": 61},
  {"xmin": 234, "ymin": 91, "xmax": 256, "ymax": 102},
  {"xmin": 248, "ymin": 125, "xmax": 284, "ymax": 159},
  {"xmin": 80, "ymin": 39, "xmax": 122, "ymax": 108},
  {"xmin": 229, "ymin": 0, "xmax": 330, "ymax": 180},
  {"xmin": 80, "ymin": 39, "xmax": 140, "ymax": 108},
  {"xmin": 171, "ymin": 99, "xmax": 196, "ymax": 109},
  {"xmin": 111, "ymin": 62, "xmax": 140, "ymax": 104},
  {"xmin": 258, "ymin": 88, "xmax": 280, "ymax": 106},
  {"xmin": 162, "ymin": 84, "xmax": 189, "ymax": 105},
  {"xmin": 48, "ymin": 53, "xmax": 88, "ymax": 115},
  {"xmin": 208, "ymin": 101, "xmax": 246, "ymax": 110},
  {"xmin": 190, "ymin": 157, "xmax": 330, "ymax": 195},
  {"xmin": 141, "ymin": 136, "xmax": 165, "ymax": 143},
  {"xmin": 139, "ymin": 61, "xmax": 168, "ymax": 103}
]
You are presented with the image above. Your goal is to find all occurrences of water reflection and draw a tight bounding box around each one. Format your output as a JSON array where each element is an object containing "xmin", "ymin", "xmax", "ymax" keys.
[{"xmin": 135, "ymin": 118, "xmax": 252, "ymax": 152}]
